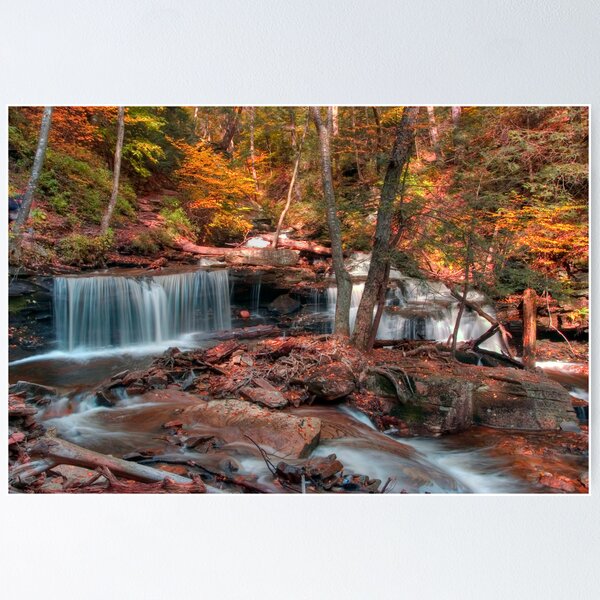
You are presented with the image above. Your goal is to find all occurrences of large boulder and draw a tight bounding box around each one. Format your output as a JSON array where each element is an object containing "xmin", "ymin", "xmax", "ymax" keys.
[
  {"xmin": 9, "ymin": 381, "xmax": 57, "ymax": 405},
  {"xmin": 268, "ymin": 294, "xmax": 301, "ymax": 315},
  {"xmin": 473, "ymin": 375, "xmax": 578, "ymax": 430},
  {"xmin": 146, "ymin": 393, "xmax": 321, "ymax": 458},
  {"xmin": 306, "ymin": 363, "xmax": 356, "ymax": 401},
  {"xmin": 410, "ymin": 377, "xmax": 474, "ymax": 435}
]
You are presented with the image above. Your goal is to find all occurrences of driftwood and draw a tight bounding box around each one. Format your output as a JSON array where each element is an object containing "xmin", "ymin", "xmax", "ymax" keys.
[
  {"xmin": 11, "ymin": 436, "xmax": 198, "ymax": 487},
  {"xmin": 96, "ymin": 467, "xmax": 206, "ymax": 494},
  {"xmin": 136, "ymin": 455, "xmax": 272, "ymax": 493}
]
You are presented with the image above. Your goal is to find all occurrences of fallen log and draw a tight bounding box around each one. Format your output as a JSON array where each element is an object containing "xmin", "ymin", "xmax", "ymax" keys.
[
  {"xmin": 171, "ymin": 237, "xmax": 300, "ymax": 266},
  {"xmin": 257, "ymin": 234, "xmax": 332, "ymax": 256},
  {"xmin": 98, "ymin": 467, "xmax": 206, "ymax": 494},
  {"xmin": 9, "ymin": 458, "xmax": 58, "ymax": 486},
  {"xmin": 137, "ymin": 455, "xmax": 272, "ymax": 493},
  {"xmin": 450, "ymin": 289, "xmax": 514, "ymax": 358},
  {"xmin": 19, "ymin": 436, "xmax": 197, "ymax": 485}
]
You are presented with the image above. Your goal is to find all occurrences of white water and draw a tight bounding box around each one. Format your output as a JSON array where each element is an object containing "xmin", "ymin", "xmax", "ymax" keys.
[
  {"xmin": 326, "ymin": 279, "xmax": 502, "ymax": 351},
  {"xmin": 53, "ymin": 269, "xmax": 231, "ymax": 351}
]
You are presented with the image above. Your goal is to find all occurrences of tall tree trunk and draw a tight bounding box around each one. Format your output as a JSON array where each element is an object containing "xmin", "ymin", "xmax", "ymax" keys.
[
  {"xmin": 249, "ymin": 107, "xmax": 259, "ymax": 196},
  {"xmin": 351, "ymin": 108, "xmax": 363, "ymax": 181},
  {"xmin": 371, "ymin": 107, "xmax": 383, "ymax": 173},
  {"xmin": 311, "ymin": 107, "xmax": 352, "ymax": 337},
  {"xmin": 522, "ymin": 288, "xmax": 537, "ymax": 369},
  {"xmin": 10, "ymin": 106, "xmax": 53, "ymax": 262},
  {"xmin": 100, "ymin": 106, "xmax": 125, "ymax": 235},
  {"xmin": 451, "ymin": 229, "xmax": 473, "ymax": 356},
  {"xmin": 273, "ymin": 111, "xmax": 309, "ymax": 248},
  {"xmin": 426, "ymin": 106, "xmax": 442, "ymax": 162},
  {"xmin": 331, "ymin": 106, "xmax": 339, "ymax": 136},
  {"xmin": 351, "ymin": 107, "xmax": 419, "ymax": 351},
  {"xmin": 218, "ymin": 106, "xmax": 243, "ymax": 154},
  {"xmin": 451, "ymin": 106, "xmax": 462, "ymax": 126},
  {"xmin": 366, "ymin": 161, "xmax": 410, "ymax": 348},
  {"xmin": 193, "ymin": 106, "xmax": 199, "ymax": 135}
]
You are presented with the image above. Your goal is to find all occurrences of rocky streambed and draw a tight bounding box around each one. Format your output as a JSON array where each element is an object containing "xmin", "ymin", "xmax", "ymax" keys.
[{"xmin": 9, "ymin": 334, "xmax": 589, "ymax": 494}]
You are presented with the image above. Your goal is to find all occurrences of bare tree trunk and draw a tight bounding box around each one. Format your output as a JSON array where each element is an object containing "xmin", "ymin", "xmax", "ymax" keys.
[
  {"xmin": 451, "ymin": 106, "xmax": 462, "ymax": 126},
  {"xmin": 426, "ymin": 106, "xmax": 442, "ymax": 162},
  {"xmin": 451, "ymin": 230, "xmax": 473, "ymax": 356},
  {"xmin": 249, "ymin": 107, "xmax": 259, "ymax": 196},
  {"xmin": 311, "ymin": 106, "xmax": 352, "ymax": 337},
  {"xmin": 100, "ymin": 106, "xmax": 125, "ymax": 235},
  {"xmin": 522, "ymin": 288, "xmax": 537, "ymax": 369},
  {"xmin": 218, "ymin": 106, "xmax": 243, "ymax": 154},
  {"xmin": 10, "ymin": 106, "xmax": 53, "ymax": 262},
  {"xmin": 372, "ymin": 107, "xmax": 383, "ymax": 173},
  {"xmin": 366, "ymin": 160, "xmax": 410, "ymax": 349},
  {"xmin": 351, "ymin": 108, "xmax": 363, "ymax": 181},
  {"xmin": 273, "ymin": 111, "xmax": 309, "ymax": 248},
  {"xmin": 351, "ymin": 107, "xmax": 419, "ymax": 351},
  {"xmin": 331, "ymin": 106, "xmax": 339, "ymax": 136},
  {"xmin": 193, "ymin": 106, "xmax": 199, "ymax": 135}
]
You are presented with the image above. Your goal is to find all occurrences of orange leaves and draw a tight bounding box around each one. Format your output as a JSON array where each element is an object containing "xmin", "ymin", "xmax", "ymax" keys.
[{"xmin": 174, "ymin": 140, "xmax": 255, "ymax": 243}]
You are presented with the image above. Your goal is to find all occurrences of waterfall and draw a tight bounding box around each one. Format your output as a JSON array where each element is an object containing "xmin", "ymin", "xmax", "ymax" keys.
[
  {"xmin": 251, "ymin": 276, "xmax": 262, "ymax": 315},
  {"xmin": 326, "ymin": 278, "xmax": 502, "ymax": 351},
  {"xmin": 54, "ymin": 269, "xmax": 231, "ymax": 351}
]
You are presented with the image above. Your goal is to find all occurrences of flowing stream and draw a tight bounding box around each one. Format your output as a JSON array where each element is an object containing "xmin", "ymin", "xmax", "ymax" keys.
[{"xmin": 9, "ymin": 266, "xmax": 587, "ymax": 493}]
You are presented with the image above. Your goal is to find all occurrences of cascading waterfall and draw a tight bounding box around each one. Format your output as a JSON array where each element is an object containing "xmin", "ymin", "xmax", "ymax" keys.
[
  {"xmin": 326, "ymin": 278, "xmax": 502, "ymax": 351},
  {"xmin": 54, "ymin": 269, "xmax": 231, "ymax": 351},
  {"xmin": 251, "ymin": 276, "xmax": 262, "ymax": 315}
]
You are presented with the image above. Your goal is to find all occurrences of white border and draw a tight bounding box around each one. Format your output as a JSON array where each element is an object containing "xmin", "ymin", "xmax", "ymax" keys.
[{"xmin": 2, "ymin": 2, "xmax": 598, "ymax": 598}]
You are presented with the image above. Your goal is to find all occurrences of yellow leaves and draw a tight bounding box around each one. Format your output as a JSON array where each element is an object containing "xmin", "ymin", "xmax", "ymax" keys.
[
  {"xmin": 493, "ymin": 200, "xmax": 588, "ymax": 267},
  {"xmin": 174, "ymin": 140, "xmax": 255, "ymax": 243},
  {"xmin": 176, "ymin": 140, "xmax": 255, "ymax": 201}
]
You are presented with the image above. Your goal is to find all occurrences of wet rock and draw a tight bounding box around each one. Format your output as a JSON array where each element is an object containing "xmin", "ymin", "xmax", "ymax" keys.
[
  {"xmin": 180, "ymin": 371, "xmax": 198, "ymax": 391},
  {"xmin": 239, "ymin": 386, "xmax": 288, "ymax": 408},
  {"xmin": 122, "ymin": 370, "xmax": 148, "ymax": 387},
  {"xmin": 232, "ymin": 353, "xmax": 254, "ymax": 367},
  {"xmin": 276, "ymin": 454, "xmax": 344, "ymax": 484},
  {"xmin": 268, "ymin": 294, "xmax": 301, "ymax": 315},
  {"xmin": 306, "ymin": 363, "xmax": 356, "ymax": 401},
  {"xmin": 95, "ymin": 388, "xmax": 121, "ymax": 407},
  {"xmin": 147, "ymin": 369, "xmax": 169, "ymax": 389},
  {"xmin": 474, "ymin": 375, "xmax": 577, "ymax": 430},
  {"xmin": 538, "ymin": 472, "xmax": 580, "ymax": 493},
  {"xmin": 204, "ymin": 340, "xmax": 241, "ymax": 364},
  {"xmin": 8, "ymin": 432, "xmax": 26, "ymax": 445},
  {"xmin": 9, "ymin": 381, "xmax": 57, "ymax": 405},
  {"xmin": 559, "ymin": 420, "xmax": 581, "ymax": 433},
  {"xmin": 239, "ymin": 309, "xmax": 251, "ymax": 319},
  {"xmin": 163, "ymin": 394, "xmax": 321, "ymax": 458}
]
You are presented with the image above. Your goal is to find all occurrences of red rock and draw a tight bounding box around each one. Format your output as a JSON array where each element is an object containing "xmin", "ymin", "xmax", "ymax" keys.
[
  {"xmin": 8, "ymin": 432, "xmax": 26, "ymax": 445},
  {"xmin": 239, "ymin": 310, "xmax": 251, "ymax": 319},
  {"xmin": 306, "ymin": 362, "xmax": 356, "ymax": 401},
  {"xmin": 163, "ymin": 420, "xmax": 184, "ymax": 429},
  {"xmin": 538, "ymin": 472, "xmax": 578, "ymax": 493}
]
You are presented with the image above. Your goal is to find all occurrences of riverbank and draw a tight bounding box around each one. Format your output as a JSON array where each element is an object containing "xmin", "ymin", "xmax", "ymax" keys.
[{"xmin": 9, "ymin": 332, "xmax": 588, "ymax": 494}]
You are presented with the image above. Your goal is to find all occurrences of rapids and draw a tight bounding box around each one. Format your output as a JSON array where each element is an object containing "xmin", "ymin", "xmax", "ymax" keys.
[{"xmin": 8, "ymin": 265, "xmax": 588, "ymax": 493}]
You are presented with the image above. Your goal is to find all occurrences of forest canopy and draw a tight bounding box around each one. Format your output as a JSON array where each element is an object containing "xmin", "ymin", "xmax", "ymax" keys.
[{"xmin": 8, "ymin": 106, "xmax": 588, "ymax": 301}]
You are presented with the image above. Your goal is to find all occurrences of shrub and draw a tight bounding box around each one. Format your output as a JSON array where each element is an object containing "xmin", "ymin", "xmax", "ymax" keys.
[
  {"xmin": 130, "ymin": 232, "xmax": 159, "ymax": 255},
  {"xmin": 58, "ymin": 230, "xmax": 114, "ymax": 266}
]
